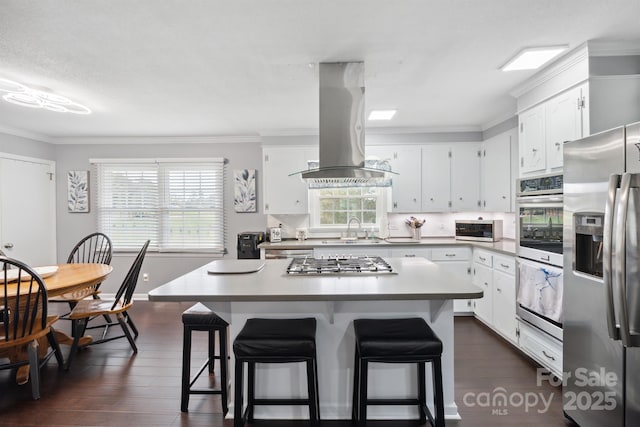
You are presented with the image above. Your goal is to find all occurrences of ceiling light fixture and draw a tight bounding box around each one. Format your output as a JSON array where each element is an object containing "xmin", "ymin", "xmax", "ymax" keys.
[
  {"xmin": 368, "ymin": 110, "xmax": 397, "ymax": 121},
  {"xmin": 0, "ymin": 77, "xmax": 91, "ymax": 114},
  {"xmin": 500, "ymin": 45, "xmax": 569, "ymax": 71}
]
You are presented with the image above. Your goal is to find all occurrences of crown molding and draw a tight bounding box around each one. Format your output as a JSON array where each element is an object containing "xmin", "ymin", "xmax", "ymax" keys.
[
  {"xmin": 588, "ymin": 39, "xmax": 640, "ymax": 56},
  {"xmin": 50, "ymin": 135, "xmax": 262, "ymax": 145},
  {"xmin": 0, "ymin": 124, "xmax": 53, "ymax": 143},
  {"xmin": 509, "ymin": 43, "xmax": 589, "ymax": 99}
]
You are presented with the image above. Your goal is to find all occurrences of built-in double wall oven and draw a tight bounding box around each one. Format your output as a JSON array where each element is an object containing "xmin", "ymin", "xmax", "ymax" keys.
[{"xmin": 516, "ymin": 173, "xmax": 564, "ymax": 341}]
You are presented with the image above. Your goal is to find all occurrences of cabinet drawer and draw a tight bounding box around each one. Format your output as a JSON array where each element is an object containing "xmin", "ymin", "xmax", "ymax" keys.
[
  {"xmin": 431, "ymin": 247, "xmax": 470, "ymax": 261},
  {"xmin": 390, "ymin": 248, "xmax": 432, "ymax": 259},
  {"xmin": 473, "ymin": 250, "xmax": 493, "ymax": 267},
  {"xmin": 494, "ymin": 255, "xmax": 516, "ymax": 275},
  {"xmin": 519, "ymin": 321, "xmax": 563, "ymax": 377}
]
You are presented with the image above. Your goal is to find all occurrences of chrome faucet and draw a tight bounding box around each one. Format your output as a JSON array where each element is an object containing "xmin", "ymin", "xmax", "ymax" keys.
[{"xmin": 346, "ymin": 216, "xmax": 362, "ymax": 239}]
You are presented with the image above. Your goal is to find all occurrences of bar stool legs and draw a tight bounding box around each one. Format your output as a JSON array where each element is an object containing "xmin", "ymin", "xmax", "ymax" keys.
[
  {"xmin": 181, "ymin": 303, "xmax": 229, "ymax": 416},
  {"xmin": 233, "ymin": 317, "xmax": 319, "ymax": 427},
  {"xmin": 351, "ymin": 317, "xmax": 445, "ymax": 427}
]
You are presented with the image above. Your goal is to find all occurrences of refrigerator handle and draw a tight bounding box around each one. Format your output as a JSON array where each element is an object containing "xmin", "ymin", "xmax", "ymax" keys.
[
  {"xmin": 604, "ymin": 173, "xmax": 621, "ymax": 340},
  {"xmin": 614, "ymin": 173, "xmax": 640, "ymax": 347}
]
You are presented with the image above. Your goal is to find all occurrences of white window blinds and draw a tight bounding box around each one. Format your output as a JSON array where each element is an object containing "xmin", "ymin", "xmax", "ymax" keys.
[{"xmin": 94, "ymin": 159, "xmax": 225, "ymax": 253}]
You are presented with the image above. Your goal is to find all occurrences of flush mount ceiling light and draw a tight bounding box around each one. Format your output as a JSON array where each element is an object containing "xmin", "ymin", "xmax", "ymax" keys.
[
  {"xmin": 500, "ymin": 45, "xmax": 569, "ymax": 71},
  {"xmin": 0, "ymin": 77, "xmax": 91, "ymax": 114},
  {"xmin": 368, "ymin": 110, "xmax": 397, "ymax": 121}
]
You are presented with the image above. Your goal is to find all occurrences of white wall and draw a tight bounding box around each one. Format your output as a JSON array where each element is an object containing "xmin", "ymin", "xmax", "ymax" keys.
[{"xmin": 54, "ymin": 140, "xmax": 266, "ymax": 295}]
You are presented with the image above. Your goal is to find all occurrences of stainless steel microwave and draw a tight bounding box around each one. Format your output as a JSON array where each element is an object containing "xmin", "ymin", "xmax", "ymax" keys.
[{"xmin": 455, "ymin": 220, "xmax": 503, "ymax": 242}]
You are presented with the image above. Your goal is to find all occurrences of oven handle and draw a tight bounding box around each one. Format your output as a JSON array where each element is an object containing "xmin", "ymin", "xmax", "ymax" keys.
[
  {"xmin": 516, "ymin": 194, "xmax": 564, "ymax": 205},
  {"xmin": 604, "ymin": 174, "xmax": 621, "ymax": 341}
]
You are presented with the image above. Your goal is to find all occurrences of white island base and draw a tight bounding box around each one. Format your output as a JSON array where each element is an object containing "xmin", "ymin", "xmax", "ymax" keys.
[{"xmin": 209, "ymin": 299, "xmax": 460, "ymax": 423}]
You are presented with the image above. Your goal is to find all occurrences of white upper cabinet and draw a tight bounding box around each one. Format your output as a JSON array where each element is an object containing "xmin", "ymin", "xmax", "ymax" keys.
[
  {"xmin": 421, "ymin": 145, "xmax": 452, "ymax": 212},
  {"xmin": 518, "ymin": 104, "xmax": 546, "ymax": 175},
  {"xmin": 545, "ymin": 84, "xmax": 584, "ymax": 170},
  {"xmin": 262, "ymin": 146, "xmax": 317, "ymax": 215},
  {"xmin": 450, "ymin": 143, "xmax": 481, "ymax": 211},
  {"xmin": 482, "ymin": 129, "xmax": 515, "ymax": 212},
  {"xmin": 367, "ymin": 145, "xmax": 422, "ymax": 213}
]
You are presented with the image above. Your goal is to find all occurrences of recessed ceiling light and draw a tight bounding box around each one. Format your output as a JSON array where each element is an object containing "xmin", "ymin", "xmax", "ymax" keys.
[
  {"xmin": 368, "ymin": 110, "xmax": 397, "ymax": 121},
  {"xmin": 501, "ymin": 45, "xmax": 569, "ymax": 71},
  {"xmin": 0, "ymin": 77, "xmax": 91, "ymax": 114}
]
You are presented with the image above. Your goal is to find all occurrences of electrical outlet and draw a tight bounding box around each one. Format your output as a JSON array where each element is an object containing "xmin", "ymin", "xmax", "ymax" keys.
[{"xmin": 142, "ymin": 273, "xmax": 149, "ymax": 282}]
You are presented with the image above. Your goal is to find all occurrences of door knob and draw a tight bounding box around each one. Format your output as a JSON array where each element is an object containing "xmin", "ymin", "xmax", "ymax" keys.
[{"xmin": 3, "ymin": 243, "xmax": 14, "ymax": 249}]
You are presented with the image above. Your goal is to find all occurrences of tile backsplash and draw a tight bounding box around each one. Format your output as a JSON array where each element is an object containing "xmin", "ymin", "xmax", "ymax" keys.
[{"xmin": 267, "ymin": 211, "xmax": 516, "ymax": 240}]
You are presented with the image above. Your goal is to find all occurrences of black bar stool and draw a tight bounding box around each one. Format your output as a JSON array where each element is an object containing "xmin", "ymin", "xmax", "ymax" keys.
[
  {"xmin": 181, "ymin": 303, "xmax": 229, "ymax": 415},
  {"xmin": 233, "ymin": 317, "xmax": 319, "ymax": 427},
  {"xmin": 352, "ymin": 317, "xmax": 444, "ymax": 427}
]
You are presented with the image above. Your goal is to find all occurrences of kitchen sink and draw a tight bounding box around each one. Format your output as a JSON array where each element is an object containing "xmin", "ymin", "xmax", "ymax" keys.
[{"xmin": 319, "ymin": 238, "xmax": 382, "ymax": 245}]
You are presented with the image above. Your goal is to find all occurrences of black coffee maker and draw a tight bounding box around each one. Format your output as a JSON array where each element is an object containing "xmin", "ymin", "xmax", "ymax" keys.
[{"xmin": 237, "ymin": 232, "xmax": 265, "ymax": 259}]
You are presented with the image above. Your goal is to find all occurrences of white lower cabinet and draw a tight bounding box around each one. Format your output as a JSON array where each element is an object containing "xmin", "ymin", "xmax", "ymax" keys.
[
  {"xmin": 472, "ymin": 249, "xmax": 517, "ymax": 343},
  {"xmin": 518, "ymin": 319, "xmax": 563, "ymax": 379},
  {"xmin": 431, "ymin": 247, "xmax": 473, "ymax": 314}
]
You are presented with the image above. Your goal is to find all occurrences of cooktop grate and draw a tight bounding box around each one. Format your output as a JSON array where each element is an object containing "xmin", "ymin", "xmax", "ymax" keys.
[{"xmin": 286, "ymin": 256, "xmax": 395, "ymax": 275}]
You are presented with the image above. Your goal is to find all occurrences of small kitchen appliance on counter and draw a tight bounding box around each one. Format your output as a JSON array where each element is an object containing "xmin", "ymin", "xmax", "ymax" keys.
[
  {"xmin": 455, "ymin": 219, "xmax": 503, "ymax": 242},
  {"xmin": 237, "ymin": 232, "xmax": 265, "ymax": 259}
]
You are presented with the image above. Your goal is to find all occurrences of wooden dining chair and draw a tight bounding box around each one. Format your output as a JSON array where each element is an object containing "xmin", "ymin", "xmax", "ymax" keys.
[
  {"xmin": 0, "ymin": 256, "xmax": 64, "ymax": 399},
  {"xmin": 65, "ymin": 240, "xmax": 150, "ymax": 370},
  {"xmin": 49, "ymin": 232, "xmax": 113, "ymax": 317}
]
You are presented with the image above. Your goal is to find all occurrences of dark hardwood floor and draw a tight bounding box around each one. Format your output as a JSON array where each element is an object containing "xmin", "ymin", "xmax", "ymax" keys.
[{"xmin": 0, "ymin": 302, "xmax": 574, "ymax": 426}]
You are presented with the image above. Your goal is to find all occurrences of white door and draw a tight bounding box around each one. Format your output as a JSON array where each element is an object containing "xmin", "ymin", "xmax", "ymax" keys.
[
  {"xmin": 493, "ymin": 269, "xmax": 517, "ymax": 342},
  {"xmin": 263, "ymin": 147, "xmax": 315, "ymax": 214},
  {"xmin": 0, "ymin": 156, "xmax": 56, "ymax": 266},
  {"xmin": 519, "ymin": 105, "xmax": 546, "ymax": 175},
  {"xmin": 421, "ymin": 145, "xmax": 451, "ymax": 212},
  {"xmin": 451, "ymin": 143, "xmax": 481, "ymax": 211},
  {"xmin": 545, "ymin": 85, "xmax": 583, "ymax": 170},
  {"xmin": 482, "ymin": 132, "xmax": 512, "ymax": 212},
  {"xmin": 472, "ymin": 263, "xmax": 493, "ymax": 323},
  {"xmin": 388, "ymin": 146, "xmax": 422, "ymax": 212}
]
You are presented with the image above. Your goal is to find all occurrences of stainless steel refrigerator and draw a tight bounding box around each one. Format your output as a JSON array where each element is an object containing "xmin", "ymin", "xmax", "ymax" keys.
[{"xmin": 563, "ymin": 121, "xmax": 640, "ymax": 426}]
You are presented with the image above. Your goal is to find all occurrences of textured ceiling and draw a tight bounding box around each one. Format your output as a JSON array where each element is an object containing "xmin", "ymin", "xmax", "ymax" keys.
[{"xmin": 0, "ymin": 0, "xmax": 639, "ymax": 141}]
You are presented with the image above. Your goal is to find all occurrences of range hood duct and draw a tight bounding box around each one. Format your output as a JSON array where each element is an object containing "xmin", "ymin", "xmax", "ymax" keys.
[{"xmin": 299, "ymin": 62, "xmax": 390, "ymax": 184}]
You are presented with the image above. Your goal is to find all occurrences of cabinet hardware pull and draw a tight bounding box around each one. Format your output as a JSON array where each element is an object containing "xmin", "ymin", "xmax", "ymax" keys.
[
  {"xmin": 479, "ymin": 256, "xmax": 486, "ymax": 261},
  {"xmin": 540, "ymin": 255, "xmax": 550, "ymax": 261},
  {"xmin": 484, "ymin": 282, "xmax": 489, "ymax": 286},
  {"xmin": 542, "ymin": 350, "xmax": 555, "ymax": 361},
  {"xmin": 500, "ymin": 263, "xmax": 509, "ymax": 268},
  {"xmin": 445, "ymin": 253, "xmax": 455, "ymax": 257},
  {"xmin": 404, "ymin": 254, "xmax": 416, "ymax": 257},
  {"xmin": 3, "ymin": 243, "xmax": 13, "ymax": 249},
  {"xmin": 555, "ymin": 142, "xmax": 561, "ymax": 147},
  {"xmin": 496, "ymin": 288, "xmax": 502, "ymax": 293}
]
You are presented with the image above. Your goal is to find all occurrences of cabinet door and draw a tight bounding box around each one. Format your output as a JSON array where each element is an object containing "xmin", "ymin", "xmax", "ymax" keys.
[
  {"xmin": 421, "ymin": 145, "xmax": 451, "ymax": 212},
  {"xmin": 545, "ymin": 85, "xmax": 583, "ymax": 170},
  {"xmin": 368, "ymin": 146, "xmax": 421, "ymax": 212},
  {"xmin": 263, "ymin": 147, "xmax": 315, "ymax": 214},
  {"xmin": 493, "ymin": 269, "xmax": 517, "ymax": 342},
  {"xmin": 472, "ymin": 263, "xmax": 493, "ymax": 323},
  {"xmin": 433, "ymin": 260, "xmax": 472, "ymax": 313},
  {"xmin": 482, "ymin": 131, "xmax": 512, "ymax": 212},
  {"xmin": 519, "ymin": 105, "xmax": 546, "ymax": 175},
  {"xmin": 451, "ymin": 144, "xmax": 481, "ymax": 211}
]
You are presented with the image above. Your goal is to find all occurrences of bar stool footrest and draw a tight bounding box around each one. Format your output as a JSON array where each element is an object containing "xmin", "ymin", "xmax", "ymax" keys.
[{"xmin": 252, "ymin": 398, "xmax": 312, "ymax": 405}]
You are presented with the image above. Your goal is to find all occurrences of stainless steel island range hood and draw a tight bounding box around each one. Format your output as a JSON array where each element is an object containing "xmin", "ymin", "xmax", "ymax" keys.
[{"xmin": 296, "ymin": 62, "xmax": 392, "ymax": 184}]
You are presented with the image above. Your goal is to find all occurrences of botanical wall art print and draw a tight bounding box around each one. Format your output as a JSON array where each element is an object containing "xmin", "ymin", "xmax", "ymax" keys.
[
  {"xmin": 67, "ymin": 170, "xmax": 90, "ymax": 213},
  {"xmin": 234, "ymin": 169, "xmax": 256, "ymax": 213}
]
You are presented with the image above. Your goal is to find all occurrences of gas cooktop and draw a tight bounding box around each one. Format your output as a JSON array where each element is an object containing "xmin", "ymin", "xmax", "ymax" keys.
[{"xmin": 285, "ymin": 256, "xmax": 396, "ymax": 275}]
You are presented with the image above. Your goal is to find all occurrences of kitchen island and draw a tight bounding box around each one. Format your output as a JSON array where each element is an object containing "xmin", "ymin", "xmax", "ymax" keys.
[{"xmin": 148, "ymin": 257, "xmax": 482, "ymax": 423}]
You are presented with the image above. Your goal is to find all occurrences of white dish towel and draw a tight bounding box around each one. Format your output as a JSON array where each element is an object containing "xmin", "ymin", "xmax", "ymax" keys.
[{"xmin": 517, "ymin": 261, "xmax": 563, "ymax": 323}]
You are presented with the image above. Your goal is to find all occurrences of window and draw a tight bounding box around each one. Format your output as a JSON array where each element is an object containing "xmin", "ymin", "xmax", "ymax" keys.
[
  {"xmin": 94, "ymin": 158, "xmax": 225, "ymax": 253},
  {"xmin": 309, "ymin": 187, "xmax": 386, "ymax": 229}
]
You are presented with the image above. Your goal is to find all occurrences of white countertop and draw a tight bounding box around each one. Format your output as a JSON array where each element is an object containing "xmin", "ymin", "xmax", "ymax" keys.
[
  {"xmin": 148, "ymin": 257, "xmax": 483, "ymax": 302},
  {"xmin": 260, "ymin": 237, "xmax": 516, "ymax": 256}
]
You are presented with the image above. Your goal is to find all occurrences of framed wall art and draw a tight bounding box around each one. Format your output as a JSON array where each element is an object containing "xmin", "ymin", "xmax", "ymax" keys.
[
  {"xmin": 233, "ymin": 169, "xmax": 256, "ymax": 213},
  {"xmin": 67, "ymin": 170, "xmax": 90, "ymax": 213}
]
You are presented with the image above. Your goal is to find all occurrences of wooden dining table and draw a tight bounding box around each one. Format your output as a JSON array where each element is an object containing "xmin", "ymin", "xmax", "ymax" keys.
[{"xmin": 4, "ymin": 263, "xmax": 113, "ymax": 384}]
